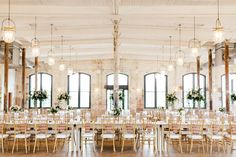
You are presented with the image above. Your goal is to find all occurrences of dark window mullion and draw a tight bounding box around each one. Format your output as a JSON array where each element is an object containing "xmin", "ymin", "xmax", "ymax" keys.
[
  {"xmin": 78, "ymin": 73, "xmax": 81, "ymax": 108},
  {"xmin": 154, "ymin": 75, "xmax": 157, "ymax": 108}
]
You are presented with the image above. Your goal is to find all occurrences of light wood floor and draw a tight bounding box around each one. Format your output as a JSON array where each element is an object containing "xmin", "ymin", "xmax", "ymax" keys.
[{"xmin": 1, "ymin": 142, "xmax": 236, "ymax": 157}]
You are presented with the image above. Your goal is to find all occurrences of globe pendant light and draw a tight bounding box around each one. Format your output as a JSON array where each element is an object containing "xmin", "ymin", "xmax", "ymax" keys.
[
  {"xmin": 31, "ymin": 16, "xmax": 40, "ymax": 57},
  {"xmin": 168, "ymin": 36, "xmax": 174, "ymax": 71},
  {"xmin": 188, "ymin": 16, "xmax": 201, "ymax": 57},
  {"xmin": 59, "ymin": 35, "xmax": 66, "ymax": 71},
  {"xmin": 1, "ymin": 0, "xmax": 16, "ymax": 43},
  {"xmin": 213, "ymin": 0, "xmax": 224, "ymax": 43},
  {"xmin": 47, "ymin": 24, "xmax": 55, "ymax": 66},
  {"xmin": 176, "ymin": 24, "xmax": 184, "ymax": 66},
  {"xmin": 67, "ymin": 46, "xmax": 73, "ymax": 75}
]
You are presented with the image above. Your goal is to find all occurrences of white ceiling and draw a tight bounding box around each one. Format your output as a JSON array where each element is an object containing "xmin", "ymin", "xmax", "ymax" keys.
[{"xmin": 0, "ymin": 0, "xmax": 236, "ymax": 62}]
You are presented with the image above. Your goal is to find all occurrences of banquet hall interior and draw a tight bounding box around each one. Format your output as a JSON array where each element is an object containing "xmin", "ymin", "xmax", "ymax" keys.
[{"xmin": 1, "ymin": 0, "xmax": 236, "ymax": 157}]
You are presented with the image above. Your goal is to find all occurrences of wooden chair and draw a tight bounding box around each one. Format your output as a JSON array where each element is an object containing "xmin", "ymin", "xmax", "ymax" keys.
[
  {"xmin": 0, "ymin": 120, "xmax": 9, "ymax": 153},
  {"xmin": 100, "ymin": 119, "xmax": 116, "ymax": 152},
  {"xmin": 225, "ymin": 121, "xmax": 236, "ymax": 153},
  {"xmin": 166, "ymin": 119, "xmax": 183, "ymax": 153},
  {"xmin": 206, "ymin": 120, "xmax": 225, "ymax": 153},
  {"xmin": 53, "ymin": 120, "xmax": 70, "ymax": 152},
  {"xmin": 33, "ymin": 120, "xmax": 51, "ymax": 153},
  {"xmin": 187, "ymin": 120, "xmax": 205, "ymax": 153},
  {"xmin": 81, "ymin": 120, "xmax": 96, "ymax": 152},
  {"xmin": 140, "ymin": 120, "xmax": 157, "ymax": 153},
  {"xmin": 12, "ymin": 120, "xmax": 31, "ymax": 154},
  {"xmin": 121, "ymin": 120, "xmax": 136, "ymax": 152}
]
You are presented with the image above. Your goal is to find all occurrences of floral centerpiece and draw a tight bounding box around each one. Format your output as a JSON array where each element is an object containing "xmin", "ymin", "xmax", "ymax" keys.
[
  {"xmin": 112, "ymin": 105, "xmax": 122, "ymax": 117},
  {"xmin": 57, "ymin": 92, "xmax": 70, "ymax": 102},
  {"xmin": 186, "ymin": 88, "xmax": 205, "ymax": 103},
  {"xmin": 31, "ymin": 90, "xmax": 48, "ymax": 102},
  {"xmin": 177, "ymin": 107, "xmax": 184, "ymax": 115},
  {"xmin": 219, "ymin": 107, "xmax": 225, "ymax": 113},
  {"xmin": 48, "ymin": 107, "xmax": 59, "ymax": 114},
  {"xmin": 166, "ymin": 92, "xmax": 178, "ymax": 108},
  {"xmin": 231, "ymin": 93, "xmax": 236, "ymax": 103},
  {"xmin": 10, "ymin": 105, "xmax": 22, "ymax": 112}
]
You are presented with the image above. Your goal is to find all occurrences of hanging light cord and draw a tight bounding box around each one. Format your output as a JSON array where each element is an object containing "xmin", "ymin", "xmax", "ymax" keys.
[
  {"xmin": 169, "ymin": 36, "xmax": 172, "ymax": 61},
  {"xmin": 50, "ymin": 24, "xmax": 53, "ymax": 53},
  {"xmin": 61, "ymin": 35, "xmax": 63, "ymax": 59},
  {"xmin": 34, "ymin": 16, "xmax": 37, "ymax": 39},
  {"xmin": 193, "ymin": 16, "xmax": 196, "ymax": 39},
  {"xmin": 178, "ymin": 24, "xmax": 181, "ymax": 51},
  {"xmin": 217, "ymin": 0, "xmax": 220, "ymax": 20},
  {"xmin": 8, "ymin": 0, "xmax": 11, "ymax": 19}
]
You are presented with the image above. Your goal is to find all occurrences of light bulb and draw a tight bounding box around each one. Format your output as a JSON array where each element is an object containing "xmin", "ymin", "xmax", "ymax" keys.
[
  {"xmin": 59, "ymin": 64, "xmax": 66, "ymax": 71},
  {"xmin": 177, "ymin": 57, "xmax": 184, "ymax": 66},
  {"xmin": 67, "ymin": 67, "xmax": 73, "ymax": 75},
  {"xmin": 213, "ymin": 29, "xmax": 224, "ymax": 43},
  {"xmin": 168, "ymin": 64, "xmax": 174, "ymax": 71},
  {"xmin": 47, "ymin": 57, "xmax": 55, "ymax": 66},
  {"xmin": 191, "ymin": 48, "xmax": 199, "ymax": 57}
]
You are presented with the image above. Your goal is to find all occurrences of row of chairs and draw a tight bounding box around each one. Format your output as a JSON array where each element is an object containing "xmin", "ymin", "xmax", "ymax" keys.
[
  {"xmin": 165, "ymin": 119, "xmax": 236, "ymax": 154},
  {"xmin": 0, "ymin": 118, "xmax": 71, "ymax": 154}
]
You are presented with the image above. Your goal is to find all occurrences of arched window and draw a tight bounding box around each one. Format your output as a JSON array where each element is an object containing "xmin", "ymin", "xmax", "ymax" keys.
[
  {"xmin": 29, "ymin": 73, "xmax": 53, "ymax": 108},
  {"xmin": 68, "ymin": 73, "xmax": 91, "ymax": 108},
  {"xmin": 221, "ymin": 73, "xmax": 236, "ymax": 107},
  {"xmin": 182, "ymin": 73, "xmax": 206, "ymax": 108},
  {"xmin": 106, "ymin": 73, "xmax": 129, "ymax": 111},
  {"xmin": 144, "ymin": 73, "xmax": 168, "ymax": 108}
]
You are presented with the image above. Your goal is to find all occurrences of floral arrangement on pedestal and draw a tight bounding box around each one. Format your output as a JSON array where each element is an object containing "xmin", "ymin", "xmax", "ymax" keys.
[
  {"xmin": 10, "ymin": 105, "xmax": 22, "ymax": 112},
  {"xmin": 231, "ymin": 93, "xmax": 236, "ymax": 103},
  {"xmin": 186, "ymin": 88, "xmax": 205, "ymax": 103},
  {"xmin": 166, "ymin": 92, "xmax": 178, "ymax": 109},
  {"xmin": 31, "ymin": 90, "xmax": 48, "ymax": 102},
  {"xmin": 48, "ymin": 107, "xmax": 59, "ymax": 114},
  {"xmin": 57, "ymin": 92, "xmax": 70, "ymax": 102},
  {"xmin": 110, "ymin": 91, "xmax": 124, "ymax": 117},
  {"xmin": 177, "ymin": 107, "xmax": 184, "ymax": 115}
]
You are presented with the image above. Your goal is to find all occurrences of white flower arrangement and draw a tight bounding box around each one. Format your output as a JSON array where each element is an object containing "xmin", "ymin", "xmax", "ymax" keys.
[{"xmin": 10, "ymin": 105, "xmax": 22, "ymax": 112}]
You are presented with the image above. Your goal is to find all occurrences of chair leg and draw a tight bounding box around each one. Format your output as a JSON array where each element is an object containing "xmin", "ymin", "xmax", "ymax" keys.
[
  {"xmin": 100, "ymin": 138, "xmax": 104, "ymax": 152},
  {"xmin": 1, "ymin": 138, "xmax": 4, "ymax": 153},
  {"xmin": 133, "ymin": 138, "xmax": 136, "ymax": 152},
  {"xmin": 53, "ymin": 138, "xmax": 57, "ymax": 153},
  {"xmin": 46, "ymin": 138, "xmax": 49, "ymax": 153},
  {"xmin": 202, "ymin": 140, "xmax": 205, "ymax": 153},
  {"xmin": 93, "ymin": 137, "xmax": 96, "ymax": 152},
  {"xmin": 190, "ymin": 139, "xmax": 193, "ymax": 154},
  {"xmin": 81, "ymin": 137, "xmax": 83, "ymax": 153},
  {"xmin": 33, "ymin": 138, "xmax": 37, "ymax": 153},
  {"xmin": 179, "ymin": 139, "xmax": 183, "ymax": 153},
  {"xmin": 121, "ymin": 138, "xmax": 124, "ymax": 152},
  {"xmin": 12, "ymin": 138, "xmax": 16, "ymax": 154},
  {"xmin": 24, "ymin": 138, "xmax": 28, "ymax": 154},
  {"xmin": 113, "ymin": 138, "xmax": 116, "ymax": 152}
]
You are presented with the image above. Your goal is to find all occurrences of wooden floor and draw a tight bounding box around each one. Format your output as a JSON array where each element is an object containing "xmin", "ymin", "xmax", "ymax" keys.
[{"xmin": 1, "ymin": 142, "xmax": 236, "ymax": 157}]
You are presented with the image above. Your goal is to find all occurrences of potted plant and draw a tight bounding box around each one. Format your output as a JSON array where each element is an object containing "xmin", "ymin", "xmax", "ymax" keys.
[
  {"xmin": 186, "ymin": 88, "xmax": 205, "ymax": 108},
  {"xmin": 166, "ymin": 92, "xmax": 178, "ymax": 110}
]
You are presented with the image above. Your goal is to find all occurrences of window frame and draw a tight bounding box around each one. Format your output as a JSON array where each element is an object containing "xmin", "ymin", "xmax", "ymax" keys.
[
  {"xmin": 67, "ymin": 72, "xmax": 91, "ymax": 109},
  {"xmin": 182, "ymin": 72, "xmax": 206, "ymax": 109},
  {"xmin": 105, "ymin": 73, "xmax": 129, "ymax": 111},
  {"xmin": 29, "ymin": 72, "xmax": 53, "ymax": 108},
  {"xmin": 144, "ymin": 72, "xmax": 168, "ymax": 109},
  {"xmin": 221, "ymin": 73, "xmax": 236, "ymax": 108}
]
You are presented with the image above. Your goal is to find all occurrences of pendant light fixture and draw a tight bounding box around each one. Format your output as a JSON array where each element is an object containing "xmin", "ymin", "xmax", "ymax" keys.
[
  {"xmin": 1, "ymin": 0, "xmax": 16, "ymax": 43},
  {"xmin": 213, "ymin": 0, "xmax": 224, "ymax": 43},
  {"xmin": 67, "ymin": 46, "xmax": 73, "ymax": 75},
  {"xmin": 189, "ymin": 16, "xmax": 201, "ymax": 57},
  {"xmin": 47, "ymin": 24, "xmax": 55, "ymax": 66},
  {"xmin": 59, "ymin": 35, "xmax": 66, "ymax": 71},
  {"xmin": 176, "ymin": 24, "xmax": 184, "ymax": 66},
  {"xmin": 160, "ymin": 45, "xmax": 166, "ymax": 75},
  {"xmin": 31, "ymin": 16, "xmax": 40, "ymax": 57},
  {"xmin": 168, "ymin": 36, "xmax": 174, "ymax": 71}
]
